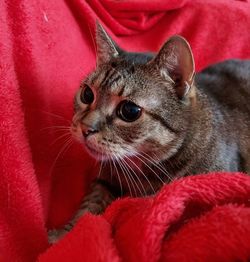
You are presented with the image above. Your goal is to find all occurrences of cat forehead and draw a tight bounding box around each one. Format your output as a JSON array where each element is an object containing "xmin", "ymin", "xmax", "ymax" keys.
[{"xmin": 87, "ymin": 64, "xmax": 147, "ymax": 96}]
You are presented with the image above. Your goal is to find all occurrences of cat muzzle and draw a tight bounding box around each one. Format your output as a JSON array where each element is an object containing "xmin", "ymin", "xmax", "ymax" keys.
[{"xmin": 82, "ymin": 127, "xmax": 98, "ymax": 138}]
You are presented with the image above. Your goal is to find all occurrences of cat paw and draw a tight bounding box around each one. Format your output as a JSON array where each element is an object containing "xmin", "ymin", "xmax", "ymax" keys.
[
  {"xmin": 81, "ymin": 184, "xmax": 115, "ymax": 215},
  {"xmin": 47, "ymin": 183, "xmax": 115, "ymax": 244},
  {"xmin": 82, "ymin": 200, "xmax": 108, "ymax": 215}
]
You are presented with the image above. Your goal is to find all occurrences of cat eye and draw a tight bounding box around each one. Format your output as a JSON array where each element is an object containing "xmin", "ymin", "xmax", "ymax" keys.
[
  {"xmin": 80, "ymin": 84, "xmax": 94, "ymax": 104},
  {"xmin": 117, "ymin": 100, "xmax": 142, "ymax": 122}
]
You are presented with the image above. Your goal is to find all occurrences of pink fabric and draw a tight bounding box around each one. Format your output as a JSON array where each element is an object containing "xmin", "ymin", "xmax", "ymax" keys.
[{"xmin": 1, "ymin": 0, "xmax": 250, "ymax": 260}]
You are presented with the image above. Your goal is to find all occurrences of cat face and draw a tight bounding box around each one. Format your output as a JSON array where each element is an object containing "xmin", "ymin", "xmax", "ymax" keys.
[{"xmin": 71, "ymin": 23, "xmax": 195, "ymax": 162}]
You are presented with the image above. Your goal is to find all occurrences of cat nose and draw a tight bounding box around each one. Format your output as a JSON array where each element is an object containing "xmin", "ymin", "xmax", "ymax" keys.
[{"xmin": 81, "ymin": 126, "xmax": 98, "ymax": 138}]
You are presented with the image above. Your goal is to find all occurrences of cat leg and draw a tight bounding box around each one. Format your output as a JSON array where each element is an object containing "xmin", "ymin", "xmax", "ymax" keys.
[
  {"xmin": 48, "ymin": 181, "xmax": 115, "ymax": 243},
  {"xmin": 77, "ymin": 181, "xmax": 115, "ymax": 215}
]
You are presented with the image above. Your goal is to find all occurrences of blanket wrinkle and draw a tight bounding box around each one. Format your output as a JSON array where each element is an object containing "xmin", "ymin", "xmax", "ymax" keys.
[
  {"xmin": 39, "ymin": 173, "xmax": 250, "ymax": 262},
  {"xmin": 1, "ymin": 0, "xmax": 250, "ymax": 261},
  {"xmin": 161, "ymin": 205, "xmax": 250, "ymax": 262},
  {"xmin": 76, "ymin": 0, "xmax": 186, "ymax": 36}
]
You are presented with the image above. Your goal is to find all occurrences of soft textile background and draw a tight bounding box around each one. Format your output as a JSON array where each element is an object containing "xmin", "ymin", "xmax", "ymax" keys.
[{"xmin": 1, "ymin": 0, "xmax": 250, "ymax": 261}]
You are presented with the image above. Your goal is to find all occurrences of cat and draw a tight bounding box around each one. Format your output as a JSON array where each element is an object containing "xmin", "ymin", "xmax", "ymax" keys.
[{"xmin": 48, "ymin": 23, "xmax": 250, "ymax": 242}]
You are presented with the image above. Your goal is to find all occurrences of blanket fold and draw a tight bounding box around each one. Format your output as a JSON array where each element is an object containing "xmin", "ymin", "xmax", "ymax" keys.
[
  {"xmin": 1, "ymin": 0, "xmax": 250, "ymax": 261},
  {"xmin": 39, "ymin": 173, "xmax": 250, "ymax": 262}
]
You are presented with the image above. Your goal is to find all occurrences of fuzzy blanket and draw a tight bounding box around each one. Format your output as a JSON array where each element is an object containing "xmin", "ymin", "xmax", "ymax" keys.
[
  {"xmin": 39, "ymin": 173, "xmax": 250, "ymax": 262},
  {"xmin": 1, "ymin": 0, "xmax": 250, "ymax": 261}
]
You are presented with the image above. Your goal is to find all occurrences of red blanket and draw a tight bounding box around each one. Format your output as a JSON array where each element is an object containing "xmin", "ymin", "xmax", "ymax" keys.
[
  {"xmin": 1, "ymin": 0, "xmax": 250, "ymax": 261},
  {"xmin": 39, "ymin": 173, "xmax": 250, "ymax": 262}
]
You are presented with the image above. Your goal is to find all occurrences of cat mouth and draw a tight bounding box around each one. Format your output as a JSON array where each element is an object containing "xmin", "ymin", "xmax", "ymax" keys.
[{"xmin": 85, "ymin": 143, "xmax": 112, "ymax": 160}]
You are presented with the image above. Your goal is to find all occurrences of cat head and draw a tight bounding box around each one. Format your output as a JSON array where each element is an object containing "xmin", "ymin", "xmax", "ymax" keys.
[{"xmin": 71, "ymin": 22, "xmax": 196, "ymax": 162}]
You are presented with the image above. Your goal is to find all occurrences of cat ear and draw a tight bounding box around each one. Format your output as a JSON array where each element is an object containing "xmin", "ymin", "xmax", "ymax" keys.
[
  {"xmin": 96, "ymin": 21, "xmax": 120, "ymax": 65},
  {"xmin": 151, "ymin": 35, "xmax": 195, "ymax": 100}
]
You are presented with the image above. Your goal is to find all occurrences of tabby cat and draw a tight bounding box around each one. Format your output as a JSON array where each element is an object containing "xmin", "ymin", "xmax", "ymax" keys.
[{"xmin": 49, "ymin": 23, "xmax": 250, "ymax": 242}]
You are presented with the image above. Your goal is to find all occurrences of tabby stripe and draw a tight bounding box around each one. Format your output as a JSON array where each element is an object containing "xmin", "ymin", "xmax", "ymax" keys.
[
  {"xmin": 105, "ymin": 71, "xmax": 117, "ymax": 87},
  {"xmin": 145, "ymin": 111, "xmax": 178, "ymax": 133},
  {"xmin": 100, "ymin": 68, "xmax": 112, "ymax": 87},
  {"xmin": 109, "ymin": 75, "xmax": 122, "ymax": 87},
  {"xmin": 118, "ymin": 84, "xmax": 126, "ymax": 96},
  {"xmin": 101, "ymin": 69, "xmax": 116, "ymax": 88},
  {"xmin": 90, "ymin": 73, "xmax": 100, "ymax": 86}
]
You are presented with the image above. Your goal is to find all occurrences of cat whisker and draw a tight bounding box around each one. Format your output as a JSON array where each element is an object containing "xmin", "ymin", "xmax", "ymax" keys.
[
  {"xmin": 112, "ymin": 157, "xmax": 123, "ymax": 196},
  {"xmin": 108, "ymin": 156, "xmax": 114, "ymax": 183},
  {"xmin": 145, "ymin": 151, "xmax": 165, "ymax": 168},
  {"xmin": 161, "ymin": 155, "xmax": 190, "ymax": 179},
  {"xmin": 97, "ymin": 148, "xmax": 104, "ymax": 179},
  {"xmin": 140, "ymin": 151, "xmax": 173, "ymax": 182},
  {"xmin": 40, "ymin": 125, "xmax": 71, "ymax": 132},
  {"xmin": 50, "ymin": 132, "xmax": 72, "ymax": 146},
  {"xmin": 49, "ymin": 137, "xmax": 73, "ymax": 177},
  {"xmin": 120, "ymin": 156, "xmax": 146, "ymax": 197},
  {"xmin": 130, "ymin": 153, "xmax": 165, "ymax": 186},
  {"xmin": 152, "ymin": 152, "xmax": 181, "ymax": 179},
  {"xmin": 97, "ymin": 160, "xmax": 103, "ymax": 179},
  {"xmin": 123, "ymin": 155, "xmax": 156, "ymax": 194},
  {"xmin": 115, "ymin": 155, "xmax": 133, "ymax": 197},
  {"xmin": 117, "ymin": 153, "xmax": 139, "ymax": 197},
  {"xmin": 38, "ymin": 110, "xmax": 71, "ymax": 123},
  {"xmin": 120, "ymin": 158, "xmax": 139, "ymax": 197}
]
